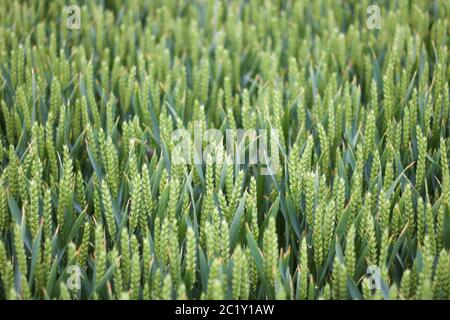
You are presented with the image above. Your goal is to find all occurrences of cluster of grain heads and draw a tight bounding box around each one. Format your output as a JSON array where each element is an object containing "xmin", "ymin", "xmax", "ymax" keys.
[{"xmin": 0, "ymin": 0, "xmax": 449, "ymax": 300}]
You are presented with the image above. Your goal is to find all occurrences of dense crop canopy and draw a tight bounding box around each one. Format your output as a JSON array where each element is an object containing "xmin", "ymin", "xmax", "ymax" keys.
[{"xmin": 0, "ymin": 0, "xmax": 449, "ymax": 300}]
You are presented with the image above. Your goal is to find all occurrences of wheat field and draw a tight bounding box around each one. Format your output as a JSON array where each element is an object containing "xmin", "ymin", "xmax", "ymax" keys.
[{"xmin": 0, "ymin": 0, "xmax": 449, "ymax": 300}]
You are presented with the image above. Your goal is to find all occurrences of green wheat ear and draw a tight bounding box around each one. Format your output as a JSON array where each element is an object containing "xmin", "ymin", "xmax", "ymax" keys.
[
  {"xmin": 100, "ymin": 180, "xmax": 116, "ymax": 242},
  {"xmin": 27, "ymin": 179, "xmax": 40, "ymax": 238},
  {"xmin": 94, "ymin": 223, "xmax": 107, "ymax": 284},
  {"xmin": 415, "ymin": 125, "xmax": 427, "ymax": 191},
  {"xmin": 0, "ymin": 0, "xmax": 449, "ymax": 301},
  {"xmin": 433, "ymin": 250, "xmax": 450, "ymax": 299},
  {"xmin": 332, "ymin": 256, "xmax": 347, "ymax": 300},
  {"xmin": 168, "ymin": 220, "xmax": 181, "ymax": 288},
  {"xmin": 161, "ymin": 274, "xmax": 173, "ymax": 300},
  {"xmin": 345, "ymin": 224, "xmax": 356, "ymax": 280},
  {"xmin": 231, "ymin": 245, "xmax": 244, "ymax": 299},
  {"xmin": 0, "ymin": 240, "xmax": 14, "ymax": 298},
  {"xmin": 0, "ymin": 177, "xmax": 9, "ymax": 235},
  {"xmin": 296, "ymin": 238, "xmax": 309, "ymax": 300},
  {"xmin": 263, "ymin": 216, "xmax": 278, "ymax": 288},
  {"xmin": 184, "ymin": 226, "xmax": 197, "ymax": 290}
]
